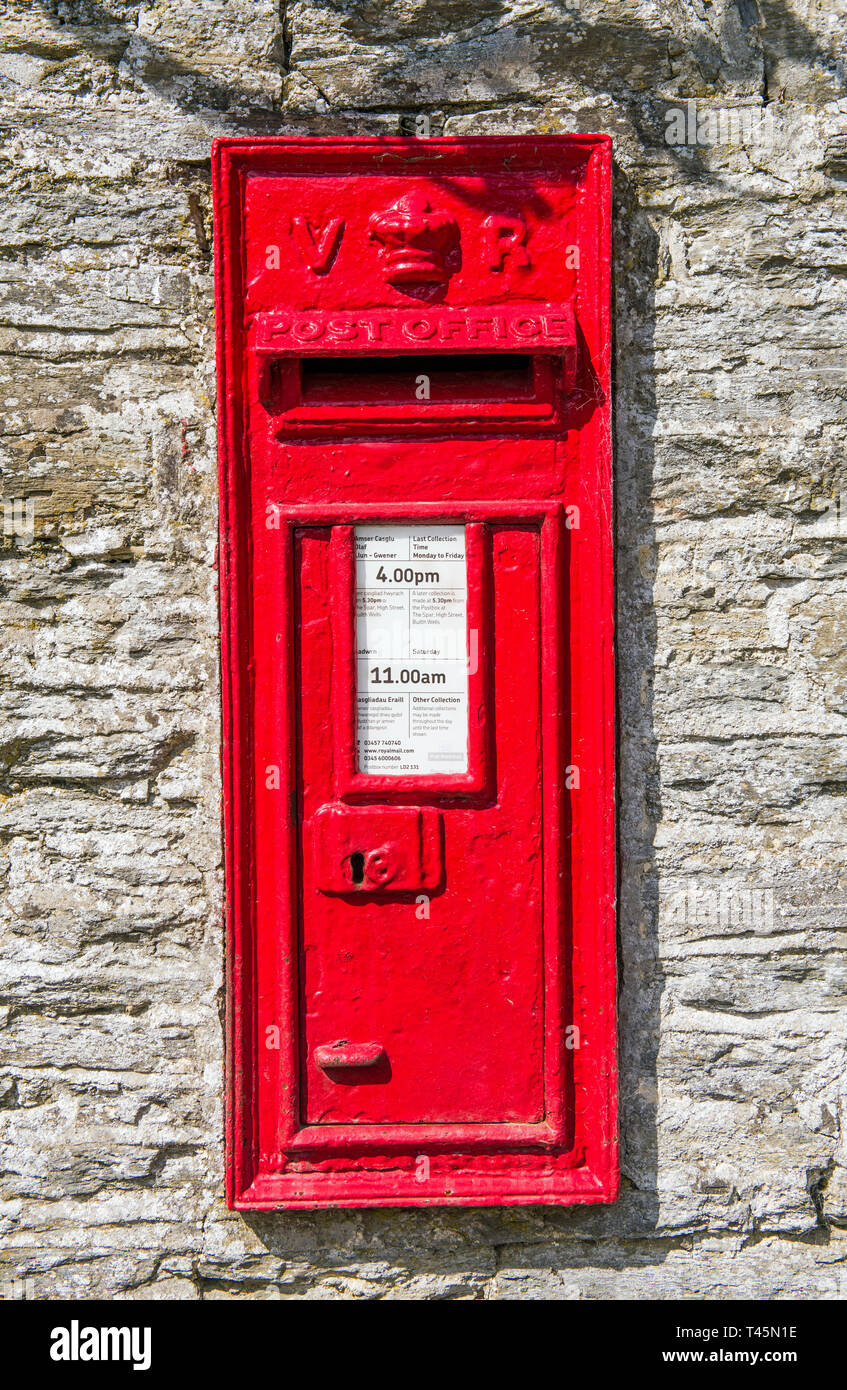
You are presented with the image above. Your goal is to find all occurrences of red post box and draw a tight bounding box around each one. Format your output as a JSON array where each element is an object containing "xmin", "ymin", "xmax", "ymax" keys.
[{"xmin": 213, "ymin": 136, "xmax": 617, "ymax": 1209}]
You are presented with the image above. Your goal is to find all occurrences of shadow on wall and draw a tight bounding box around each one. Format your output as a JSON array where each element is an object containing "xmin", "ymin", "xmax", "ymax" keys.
[
  {"xmin": 19, "ymin": 0, "xmax": 835, "ymax": 1290},
  {"xmin": 235, "ymin": 184, "xmax": 665, "ymax": 1293}
]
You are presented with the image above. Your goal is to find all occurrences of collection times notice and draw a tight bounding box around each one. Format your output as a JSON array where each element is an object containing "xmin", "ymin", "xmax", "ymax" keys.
[{"xmin": 355, "ymin": 526, "xmax": 469, "ymax": 775}]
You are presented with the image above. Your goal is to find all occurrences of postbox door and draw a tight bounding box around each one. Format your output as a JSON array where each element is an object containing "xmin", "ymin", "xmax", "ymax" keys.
[{"xmin": 296, "ymin": 517, "xmax": 554, "ymax": 1129}]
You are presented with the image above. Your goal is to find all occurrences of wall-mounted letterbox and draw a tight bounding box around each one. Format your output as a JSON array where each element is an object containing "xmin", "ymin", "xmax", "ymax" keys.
[{"xmin": 213, "ymin": 136, "xmax": 616, "ymax": 1209}]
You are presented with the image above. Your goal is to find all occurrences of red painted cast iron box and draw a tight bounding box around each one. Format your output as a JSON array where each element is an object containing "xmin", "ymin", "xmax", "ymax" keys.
[{"xmin": 213, "ymin": 136, "xmax": 617, "ymax": 1208}]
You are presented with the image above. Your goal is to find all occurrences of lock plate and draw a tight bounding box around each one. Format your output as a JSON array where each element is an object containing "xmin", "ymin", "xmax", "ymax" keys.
[{"xmin": 311, "ymin": 805, "xmax": 443, "ymax": 894}]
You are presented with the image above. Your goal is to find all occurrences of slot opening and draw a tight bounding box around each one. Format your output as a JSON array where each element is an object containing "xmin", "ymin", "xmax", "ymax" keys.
[{"xmin": 299, "ymin": 353, "xmax": 536, "ymax": 406}]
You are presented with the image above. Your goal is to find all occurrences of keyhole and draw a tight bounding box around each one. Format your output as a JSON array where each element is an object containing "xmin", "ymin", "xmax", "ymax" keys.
[{"xmin": 350, "ymin": 851, "xmax": 365, "ymax": 885}]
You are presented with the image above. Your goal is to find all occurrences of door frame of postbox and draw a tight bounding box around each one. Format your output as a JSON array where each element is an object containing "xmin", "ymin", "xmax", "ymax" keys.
[
  {"xmin": 213, "ymin": 135, "xmax": 617, "ymax": 1209},
  {"xmin": 262, "ymin": 502, "xmax": 569, "ymax": 1161}
]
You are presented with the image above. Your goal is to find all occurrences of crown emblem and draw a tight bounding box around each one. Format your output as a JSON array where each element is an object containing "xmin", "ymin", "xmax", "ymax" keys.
[{"xmin": 367, "ymin": 192, "xmax": 461, "ymax": 295}]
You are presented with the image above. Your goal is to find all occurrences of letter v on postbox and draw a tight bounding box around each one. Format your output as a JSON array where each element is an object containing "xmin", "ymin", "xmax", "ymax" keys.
[{"xmin": 213, "ymin": 136, "xmax": 617, "ymax": 1209}]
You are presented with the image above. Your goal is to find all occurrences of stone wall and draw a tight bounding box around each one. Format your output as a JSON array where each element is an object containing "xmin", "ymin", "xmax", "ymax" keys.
[{"xmin": 0, "ymin": 0, "xmax": 845, "ymax": 1298}]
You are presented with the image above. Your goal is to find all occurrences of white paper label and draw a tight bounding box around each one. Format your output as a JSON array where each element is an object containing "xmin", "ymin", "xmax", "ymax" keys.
[{"xmin": 355, "ymin": 525, "xmax": 468, "ymax": 775}]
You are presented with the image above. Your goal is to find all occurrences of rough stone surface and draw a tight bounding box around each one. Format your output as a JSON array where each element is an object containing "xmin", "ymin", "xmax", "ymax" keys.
[{"xmin": 0, "ymin": 0, "xmax": 846, "ymax": 1299}]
